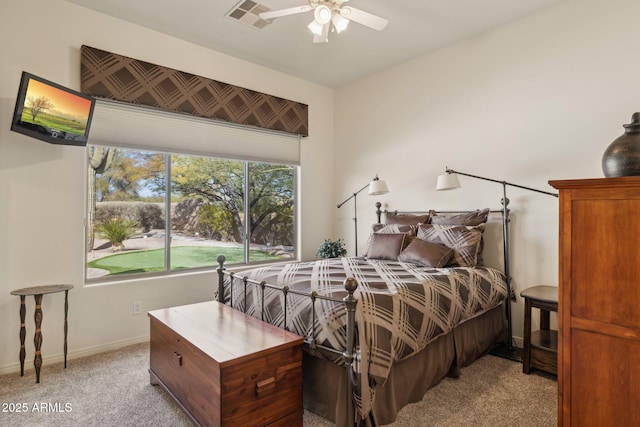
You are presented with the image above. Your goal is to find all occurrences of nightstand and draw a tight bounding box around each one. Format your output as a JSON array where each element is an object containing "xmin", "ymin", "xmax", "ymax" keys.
[{"xmin": 520, "ymin": 285, "xmax": 558, "ymax": 376}]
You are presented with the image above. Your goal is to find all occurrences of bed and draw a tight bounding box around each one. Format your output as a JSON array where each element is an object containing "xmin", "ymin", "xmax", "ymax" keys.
[{"xmin": 215, "ymin": 204, "xmax": 511, "ymax": 427}]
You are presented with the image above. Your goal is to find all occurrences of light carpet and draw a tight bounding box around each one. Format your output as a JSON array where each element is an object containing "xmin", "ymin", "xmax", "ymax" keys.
[{"xmin": 0, "ymin": 343, "xmax": 556, "ymax": 426}]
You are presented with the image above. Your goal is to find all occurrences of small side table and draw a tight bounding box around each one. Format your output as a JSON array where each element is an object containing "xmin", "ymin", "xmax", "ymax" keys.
[
  {"xmin": 520, "ymin": 285, "xmax": 558, "ymax": 376},
  {"xmin": 10, "ymin": 284, "xmax": 73, "ymax": 383}
]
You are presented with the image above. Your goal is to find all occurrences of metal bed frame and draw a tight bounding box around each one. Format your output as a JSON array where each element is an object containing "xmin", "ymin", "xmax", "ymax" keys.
[
  {"xmin": 215, "ymin": 203, "xmax": 512, "ymax": 427},
  {"xmin": 216, "ymin": 256, "xmax": 359, "ymax": 426}
]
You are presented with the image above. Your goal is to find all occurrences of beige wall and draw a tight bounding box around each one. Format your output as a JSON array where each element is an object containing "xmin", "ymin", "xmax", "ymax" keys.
[
  {"xmin": 334, "ymin": 0, "xmax": 640, "ymax": 343},
  {"xmin": 0, "ymin": 0, "xmax": 334, "ymax": 372}
]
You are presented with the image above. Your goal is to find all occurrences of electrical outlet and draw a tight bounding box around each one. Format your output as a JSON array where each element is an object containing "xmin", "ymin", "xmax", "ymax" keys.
[{"xmin": 133, "ymin": 301, "xmax": 142, "ymax": 315}]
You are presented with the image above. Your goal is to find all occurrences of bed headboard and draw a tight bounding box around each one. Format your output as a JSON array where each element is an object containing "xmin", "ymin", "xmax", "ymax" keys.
[{"xmin": 375, "ymin": 201, "xmax": 502, "ymax": 225}]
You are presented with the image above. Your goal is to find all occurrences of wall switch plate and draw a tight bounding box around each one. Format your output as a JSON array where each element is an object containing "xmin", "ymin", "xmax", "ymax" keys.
[{"xmin": 133, "ymin": 301, "xmax": 142, "ymax": 315}]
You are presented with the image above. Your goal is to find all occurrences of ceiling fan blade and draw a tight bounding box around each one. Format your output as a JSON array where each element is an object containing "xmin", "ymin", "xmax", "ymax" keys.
[
  {"xmin": 312, "ymin": 22, "xmax": 330, "ymax": 43},
  {"xmin": 340, "ymin": 6, "xmax": 388, "ymax": 31},
  {"xmin": 259, "ymin": 5, "xmax": 313, "ymax": 20}
]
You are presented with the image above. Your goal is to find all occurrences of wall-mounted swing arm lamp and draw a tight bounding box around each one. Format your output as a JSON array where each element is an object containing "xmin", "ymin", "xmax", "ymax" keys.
[
  {"xmin": 436, "ymin": 167, "xmax": 559, "ymax": 197},
  {"xmin": 436, "ymin": 167, "xmax": 557, "ymax": 351},
  {"xmin": 337, "ymin": 175, "xmax": 389, "ymax": 256}
]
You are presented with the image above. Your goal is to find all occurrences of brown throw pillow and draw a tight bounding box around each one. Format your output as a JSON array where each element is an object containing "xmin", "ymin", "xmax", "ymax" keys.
[
  {"xmin": 366, "ymin": 233, "xmax": 406, "ymax": 261},
  {"xmin": 384, "ymin": 212, "xmax": 430, "ymax": 226},
  {"xmin": 429, "ymin": 208, "xmax": 490, "ymax": 226},
  {"xmin": 362, "ymin": 224, "xmax": 416, "ymax": 256},
  {"xmin": 398, "ymin": 238, "xmax": 453, "ymax": 268},
  {"xmin": 417, "ymin": 224, "xmax": 484, "ymax": 267},
  {"xmin": 429, "ymin": 208, "xmax": 490, "ymax": 265}
]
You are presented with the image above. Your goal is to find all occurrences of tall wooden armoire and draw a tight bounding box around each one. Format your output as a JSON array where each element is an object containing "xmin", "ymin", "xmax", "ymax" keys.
[{"xmin": 549, "ymin": 177, "xmax": 640, "ymax": 426}]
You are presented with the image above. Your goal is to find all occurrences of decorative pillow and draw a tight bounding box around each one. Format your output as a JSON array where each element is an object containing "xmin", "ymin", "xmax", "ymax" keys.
[
  {"xmin": 429, "ymin": 208, "xmax": 490, "ymax": 226},
  {"xmin": 384, "ymin": 212, "xmax": 430, "ymax": 226},
  {"xmin": 429, "ymin": 208, "xmax": 490, "ymax": 265},
  {"xmin": 362, "ymin": 223, "xmax": 416, "ymax": 256},
  {"xmin": 366, "ymin": 233, "xmax": 406, "ymax": 261},
  {"xmin": 398, "ymin": 238, "xmax": 453, "ymax": 268},
  {"xmin": 417, "ymin": 224, "xmax": 484, "ymax": 267}
]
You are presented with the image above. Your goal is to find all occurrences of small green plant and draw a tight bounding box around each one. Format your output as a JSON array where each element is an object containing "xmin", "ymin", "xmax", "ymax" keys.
[
  {"xmin": 95, "ymin": 217, "xmax": 137, "ymax": 252},
  {"xmin": 317, "ymin": 238, "xmax": 347, "ymax": 259}
]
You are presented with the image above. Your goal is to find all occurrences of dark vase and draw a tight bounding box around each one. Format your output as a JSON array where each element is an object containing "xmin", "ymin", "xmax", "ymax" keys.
[{"xmin": 602, "ymin": 112, "xmax": 640, "ymax": 177}]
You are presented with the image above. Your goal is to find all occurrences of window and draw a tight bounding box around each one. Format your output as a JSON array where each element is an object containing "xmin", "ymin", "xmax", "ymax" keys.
[{"xmin": 86, "ymin": 145, "xmax": 297, "ymax": 281}]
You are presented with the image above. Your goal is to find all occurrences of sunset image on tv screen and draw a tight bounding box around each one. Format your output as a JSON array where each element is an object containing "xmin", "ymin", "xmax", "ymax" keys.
[{"xmin": 20, "ymin": 78, "xmax": 93, "ymax": 137}]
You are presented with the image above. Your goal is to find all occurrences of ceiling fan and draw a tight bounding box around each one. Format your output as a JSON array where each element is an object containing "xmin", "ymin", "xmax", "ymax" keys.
[{"xmin": 259, "ymin": 0, "xmax": 389, "ymax": 43}]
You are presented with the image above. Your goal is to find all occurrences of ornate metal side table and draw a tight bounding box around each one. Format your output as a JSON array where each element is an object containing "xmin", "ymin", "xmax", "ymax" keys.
[{"xmin": 10, "ymin": 284, "xmax": 73, "ymax": 383}]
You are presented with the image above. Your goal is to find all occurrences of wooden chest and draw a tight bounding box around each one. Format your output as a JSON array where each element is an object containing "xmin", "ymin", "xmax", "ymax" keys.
[{"xmin": 148, "ymin": 301, "xmax": 304, "ymax": 427}]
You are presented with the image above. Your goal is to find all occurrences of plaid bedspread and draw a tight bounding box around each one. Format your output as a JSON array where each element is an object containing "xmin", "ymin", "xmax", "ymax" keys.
[{"xmin": 223, "ymin": 257, "xmax": 508, "ymax": 418}]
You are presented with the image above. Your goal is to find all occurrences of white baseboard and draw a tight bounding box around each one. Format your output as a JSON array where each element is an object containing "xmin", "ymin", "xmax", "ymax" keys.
[
  {"xmin": 0, "ymin": 335, "xmax": 149, "ymax": 376},
  {"xmin": 1, "ymin": 333, "xmax": 527, "ymax": 375}
]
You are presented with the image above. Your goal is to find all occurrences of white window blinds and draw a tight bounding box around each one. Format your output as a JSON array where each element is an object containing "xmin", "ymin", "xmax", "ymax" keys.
[{"xmin": 87, "ymin": 99, "xmax": 300, "ymax": 165}]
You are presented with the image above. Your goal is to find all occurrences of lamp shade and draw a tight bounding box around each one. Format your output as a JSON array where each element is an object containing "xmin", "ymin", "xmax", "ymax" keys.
[
  {"xmin": 307, "ymin": 20, "xmax": 324, "ymax": 35},
  {"xmin": 332, "ymin": 13, "xmax": 349, "ymax": 33},
  {"xmin": 368, "ymin": 178, "xmax": 389, "ymax": 195},
  {"xmin": 436, "ymin": 173, "xmax": 461, "ymax": 191}
]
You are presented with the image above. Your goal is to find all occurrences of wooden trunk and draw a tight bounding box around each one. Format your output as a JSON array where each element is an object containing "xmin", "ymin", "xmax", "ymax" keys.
[
  {"xmin": 549, "ymin": 176, "xmax": 640, "ymax": 427},
  {"xmin": 148, "ymin": 301, "xmax": 304, "ymax": 427}
]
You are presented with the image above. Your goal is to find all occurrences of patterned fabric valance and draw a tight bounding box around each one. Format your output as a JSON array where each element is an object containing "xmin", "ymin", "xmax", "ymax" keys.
[{"xmin": 80, "ymin": 45, "xmax": 308, "ymax": 136}]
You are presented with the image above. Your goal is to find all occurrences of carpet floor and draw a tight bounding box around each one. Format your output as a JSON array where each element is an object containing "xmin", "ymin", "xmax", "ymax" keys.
[{"xmin": 0, "ymin": 342, "xmax": 556, "ymax": 426}]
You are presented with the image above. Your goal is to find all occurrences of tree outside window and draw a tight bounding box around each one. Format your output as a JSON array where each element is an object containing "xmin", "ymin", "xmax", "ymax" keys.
[{"xmin": 86, "ymin": 146, "xmax": 296, "ymax": 280}]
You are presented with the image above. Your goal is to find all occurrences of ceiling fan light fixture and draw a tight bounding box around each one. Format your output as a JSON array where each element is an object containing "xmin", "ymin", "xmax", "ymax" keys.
[
  {"xmin": 307, "ymin": 19, "xmax": 324, "ymax": 36},
  {"xmin": 262, "ymin": 1, "xmax": 388, "ymax": 44},
  {"xmin": 314, "ymin": 4, "xmax": 332, "ymax": 25},
  {"xmin": 332, "ymin": 12, "xmax": 349, "ymax": 33}
]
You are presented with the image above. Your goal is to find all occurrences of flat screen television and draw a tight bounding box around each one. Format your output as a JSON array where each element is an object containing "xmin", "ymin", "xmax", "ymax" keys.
[{"xmin": 10, "ymin": 71, "xmax": 96, "ymax": 146}]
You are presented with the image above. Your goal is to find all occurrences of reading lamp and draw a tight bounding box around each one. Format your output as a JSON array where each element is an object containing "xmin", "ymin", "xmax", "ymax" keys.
[
  {"xmin": 337, "ymin": 175, "xmax": 389, "ymax": 256},
  {"xmin": 436, "ymin": 167, "xmax": 558, "ymax": 352}
]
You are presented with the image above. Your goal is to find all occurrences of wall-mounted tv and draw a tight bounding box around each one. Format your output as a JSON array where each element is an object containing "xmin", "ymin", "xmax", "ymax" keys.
[{"xmin": 10, "ymin": 71, "xmax": 95, "ymax": 146}]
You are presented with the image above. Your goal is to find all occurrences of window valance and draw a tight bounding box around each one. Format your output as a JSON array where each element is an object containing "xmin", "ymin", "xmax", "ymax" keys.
[{"xmin": 80, "ymin": 45, "xmax": 308, "ymax": 137}]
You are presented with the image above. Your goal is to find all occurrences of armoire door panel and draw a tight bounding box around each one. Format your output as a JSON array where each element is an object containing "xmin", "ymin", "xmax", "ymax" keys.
[
  {"xmin": 570, "ymin": 328, "xmax": 640, "ymax": 426},
  {"xmin": 571, "ymin": 199, "xmax": 640, "ymax": 329}
]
